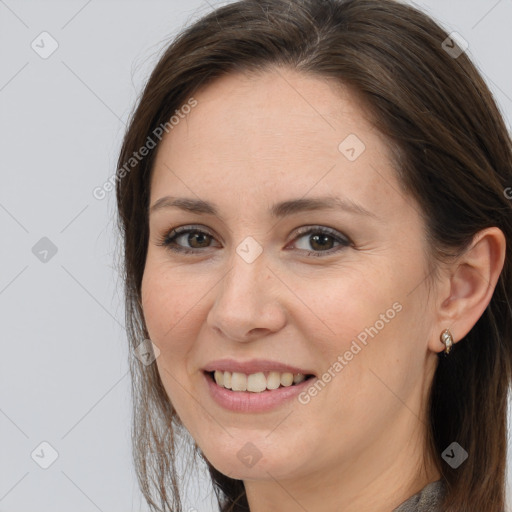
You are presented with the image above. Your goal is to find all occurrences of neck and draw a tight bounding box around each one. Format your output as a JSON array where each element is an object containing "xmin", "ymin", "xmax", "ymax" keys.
[{"xmin": 243, "ymin": 412, "xmax": 441, "ymax": 512}]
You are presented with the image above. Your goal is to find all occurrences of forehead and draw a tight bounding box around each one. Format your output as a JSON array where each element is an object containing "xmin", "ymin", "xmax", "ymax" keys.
[
  {"xmin": 157, "ymin": 68, "xmax": 373, "ymax": 159},
  {"xmin": 150, "ymin": 68, "xmax": 401, "ymax": 218}
]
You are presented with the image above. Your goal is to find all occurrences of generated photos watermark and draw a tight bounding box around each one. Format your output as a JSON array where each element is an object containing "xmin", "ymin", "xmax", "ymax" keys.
[
  {"xmin": 93, "ymin": 97, "xmax": 198, "ymax": 200},
  {"xmin": 298, "ymin": 301, "xmax": 403, "ymax": 405}
]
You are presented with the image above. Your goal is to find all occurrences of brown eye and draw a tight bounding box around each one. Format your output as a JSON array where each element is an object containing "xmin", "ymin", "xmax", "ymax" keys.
[
  {"xmin": 157, "ymin": 224, "xmax": 351, "ymax": 257},
  {"xmin": 180, "ymin": 231, "xmax": 212, "ymax": 249},
  {"xmin": 157, "ymin": 226, "xmax": 218, "ymax": 254},
  {"xmin": 291, "ymin": 226, "xmax": 351, "ymax": 257}
]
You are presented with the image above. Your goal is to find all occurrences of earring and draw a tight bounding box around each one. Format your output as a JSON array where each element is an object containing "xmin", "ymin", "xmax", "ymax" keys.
[{"xmin": 440, "ymin": 329, "xmax": 454, "ymax": 354}]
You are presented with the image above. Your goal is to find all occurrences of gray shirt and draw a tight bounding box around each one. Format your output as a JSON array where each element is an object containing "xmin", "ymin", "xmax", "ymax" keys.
[{"xmin": 393, "ymin": 480, "xmax": 445, "ymax": 512}]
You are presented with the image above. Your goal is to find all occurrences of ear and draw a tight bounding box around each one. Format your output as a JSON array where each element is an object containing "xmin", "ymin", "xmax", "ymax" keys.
[{"xmin": 429, "ymin": 227, "xmax": 506, "ymax": 353}]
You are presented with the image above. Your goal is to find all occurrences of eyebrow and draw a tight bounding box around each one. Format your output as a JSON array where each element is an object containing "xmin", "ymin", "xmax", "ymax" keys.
[{"xmin": 149, "ymin": 195, "xmax": 377, "ymax": 219}]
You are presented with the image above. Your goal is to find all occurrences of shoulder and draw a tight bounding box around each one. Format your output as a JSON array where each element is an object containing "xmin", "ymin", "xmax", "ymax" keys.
[{"xmin": 393, "ymin": 480, "xmax": 445, "ymax": 512}]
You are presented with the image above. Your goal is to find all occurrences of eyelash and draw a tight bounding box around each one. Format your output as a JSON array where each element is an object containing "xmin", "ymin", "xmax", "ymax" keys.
[{"xmin": 156, "ymin": 224, "xmax": 352, "ymax": 258}]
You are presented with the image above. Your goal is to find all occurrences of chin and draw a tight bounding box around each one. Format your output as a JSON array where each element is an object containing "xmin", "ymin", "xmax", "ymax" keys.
[
  {"xmin": 197, "ymin": 434, "xmax": 311, "ymax": 482},
  {"xmin": 204, "ymin": 451, "xmax": 282, "ymax": 481}
]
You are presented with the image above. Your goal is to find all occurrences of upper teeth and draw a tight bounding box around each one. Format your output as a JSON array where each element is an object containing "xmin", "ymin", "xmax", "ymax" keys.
[{"xmin": 214, "ymin": 371, "xmax": 307, "ymax": 392}]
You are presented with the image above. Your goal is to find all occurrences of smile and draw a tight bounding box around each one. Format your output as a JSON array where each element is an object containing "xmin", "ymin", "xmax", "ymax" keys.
[
  {"xmin": 203, "ymin": 370, "xmax": 317, "ymax": 413},
  {"xmin": 208, "ymin": 370, "xmax": 314, "ymax": 392}
]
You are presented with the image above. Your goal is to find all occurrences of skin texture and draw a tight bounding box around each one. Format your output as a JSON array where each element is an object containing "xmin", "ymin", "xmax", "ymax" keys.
[{"xmin": 140, "ymin": 68, "xmax": 505, "ymax": 512}]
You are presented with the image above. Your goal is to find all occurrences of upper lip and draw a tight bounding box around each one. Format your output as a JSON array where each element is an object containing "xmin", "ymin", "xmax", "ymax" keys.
[{"xmin": 203, "ymin": 358, "xmax": 316, "ymax": 376}]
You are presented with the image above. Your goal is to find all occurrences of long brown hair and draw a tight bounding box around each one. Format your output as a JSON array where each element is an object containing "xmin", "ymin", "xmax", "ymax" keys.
[{"xmin": 115, "ymin": 1, "xmax": 512, "ymax": 510}]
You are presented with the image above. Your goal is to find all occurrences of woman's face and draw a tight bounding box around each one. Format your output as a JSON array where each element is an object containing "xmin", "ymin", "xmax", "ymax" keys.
[{"xmin": 141, "ymin": 68, "xmax": 441, "ymax": 484}]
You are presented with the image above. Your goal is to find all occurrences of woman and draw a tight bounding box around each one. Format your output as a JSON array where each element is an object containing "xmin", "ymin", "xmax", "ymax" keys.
[{"xmin": 115, "ymin": 0, "xmax": 512, "ymax": 510}]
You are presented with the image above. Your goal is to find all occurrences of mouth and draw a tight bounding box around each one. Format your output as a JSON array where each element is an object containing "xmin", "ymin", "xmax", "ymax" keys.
[{"xmin": 205, "ymin": 370, "xmax": 316, "ymax": 393}]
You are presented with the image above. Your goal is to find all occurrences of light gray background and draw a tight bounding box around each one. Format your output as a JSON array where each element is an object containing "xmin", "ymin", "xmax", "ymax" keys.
[{"xmin": 1, "ymin": 1, "xmax": 511, "ymax": 511}]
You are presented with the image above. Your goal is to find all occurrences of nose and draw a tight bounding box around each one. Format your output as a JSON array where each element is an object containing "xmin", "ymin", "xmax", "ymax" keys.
[{"xmin": 206, "ymin": 249, "xmax": 287, "ymax": 342}]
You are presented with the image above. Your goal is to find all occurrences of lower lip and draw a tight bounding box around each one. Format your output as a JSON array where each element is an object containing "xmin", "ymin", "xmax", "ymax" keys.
[{"xmin": 204, "ymin": 371, "xmax": 314, "ymax": 413}]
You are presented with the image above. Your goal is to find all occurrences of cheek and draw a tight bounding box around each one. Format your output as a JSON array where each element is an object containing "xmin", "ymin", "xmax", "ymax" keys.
[
  {"xmin": 285, "ymin": 263, "xmax": 398, "ymax": 346},
  {"xmin": 141, "ymin": 263, "xmax": 202, "ymax": 413},
  {"xmin": 140, "ymin": 261, "xmax": 199, "ymax": 356},
  {"xmin": 289, "ymin": 257, "xmax": 429, "ymax": 388}
]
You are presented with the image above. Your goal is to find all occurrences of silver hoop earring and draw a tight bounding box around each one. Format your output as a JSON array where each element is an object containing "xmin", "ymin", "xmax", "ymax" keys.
[{"xmin": 440, "ymin": 328, "xmax": 454, "ymax": 354}]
